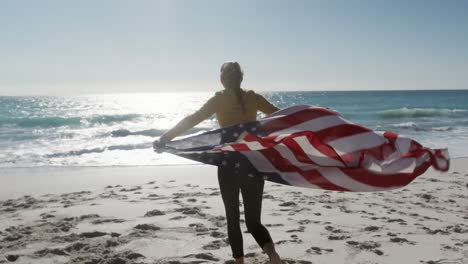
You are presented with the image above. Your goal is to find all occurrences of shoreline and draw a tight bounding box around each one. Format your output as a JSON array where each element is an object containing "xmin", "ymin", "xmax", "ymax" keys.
[
  {"xmin": 1, "ymin": 157, "xmax": 466, "ymax": 200},
  {"xmin": 0, "ymin": 165, "xmax": 218, "ymax": 201}
]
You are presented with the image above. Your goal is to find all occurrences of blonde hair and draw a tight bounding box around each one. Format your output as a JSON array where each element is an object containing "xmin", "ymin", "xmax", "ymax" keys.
[
  {"xmin": 220, "ymin": 61, "xmax": 245, "ymax": 112},
  {"xmin": 220, "ymin": 61, "xmax": 244, "ymax": 83}
]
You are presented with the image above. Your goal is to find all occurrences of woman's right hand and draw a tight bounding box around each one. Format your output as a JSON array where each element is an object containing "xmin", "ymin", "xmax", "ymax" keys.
[{"xmin": 153, "ymin": 138, "xmax": 167, "ymax": 153}]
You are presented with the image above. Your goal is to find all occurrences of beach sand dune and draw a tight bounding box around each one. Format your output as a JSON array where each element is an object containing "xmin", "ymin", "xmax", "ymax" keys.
[{"xmin": 0, "ymin": 160, "xmax": 467, "ymax": 264}]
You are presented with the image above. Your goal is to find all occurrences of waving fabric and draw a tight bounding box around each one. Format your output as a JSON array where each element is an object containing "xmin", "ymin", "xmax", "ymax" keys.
[{"xmin": 163, "ymin": 105, "xmax": 450, "ymax": 192}]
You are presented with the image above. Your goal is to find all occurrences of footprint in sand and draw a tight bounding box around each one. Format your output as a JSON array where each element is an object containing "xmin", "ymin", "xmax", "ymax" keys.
[
  {"xmin": 184, "ymin": 252, "xmax": 219, "ymax": 261},
  {"xmin": 210, "ymin": 230, "xmax": 226, "ymax": 238},
  {"xmin": 389, "ymin": 237, "xmax": 417, "ymax": 245},
  {"xmin": 279, "ymin": 201, "xmax": 297, "ymax": 207},
  {"xmin": 189, "ymin": 223, "xmax": 209, "ymax": 233},
  {"xmin": 144, "ymin": 209, "xmax": 165, "ymax": 217},
  {"xmin": 79, "ymin": 231, "xmax": 108, "ymax": 238},
  {"xmin": 364, "ymin": 225, "xmax": 380, "ymax": 232},
  {"xmin": 5, "ymin": 254, "xmax": 20, "ymax": 262},
  {"xmin": 306, "ymin": 246, "xmax": 334, "ymax": 254},
  {"xmin": 346, "ymin": 240, "xmax": 384, "ymax": 256},
  {"xmin": 286, "ymin": 226, "xmax": 305, "ymax": 233},
  {"xmin": 133, "ymin": 224, "xmax": 160, "ymax": 231},
  {"xmin": 91, "ymin": 218, "xmax": 126, "ymax": 224},
  {"xmin": 328, "ymin": 235, "xmax": 351, "ymax": 240},
  {"xmin": 202, "ymin": 239, "xmax": 228, "ymax": 250},
  {"xmin": 34, "ymin": 248, "xmax": 69, "ymax": 257}
]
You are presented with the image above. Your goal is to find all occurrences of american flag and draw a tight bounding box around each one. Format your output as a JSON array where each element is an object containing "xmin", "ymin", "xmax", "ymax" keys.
[{"xmin": 164, "ymin": 105, "xmax": 450, "ymax": 192}]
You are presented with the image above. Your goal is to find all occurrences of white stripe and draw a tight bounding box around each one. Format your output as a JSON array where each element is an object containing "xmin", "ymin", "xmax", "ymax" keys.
[
  {"xmin": 364, "ymin": 156, "xmax": 417, "ymax": 174},
  {"xmin": 328, "ymin": 131, "xmax": 387, "ymax": 155},
  {"xmin": 273, "ymin": 143, "xmax": 320, "ymax": 170},
  {"xmin": 219, "ymin": 145, "xmax": 235, "ymax": 151},
  {"xmin": 359, "ymin": 149, "xmax": 432, "ymax": 175},
  {"xmin": 270, "ymin": 115, "xmax": 349, "ymax": 136},
  {"xmin": 245, "ymin": 149, "xmax": 397, "ymax": 191},
  {"xmin": 240, "ymin": 139, "xmax": 328, "ymax": 171},
  {"xmin": 272, "ymin": 134, "xmax": 290, "ymax": 141},
  {"xmin": 239, "ymin": 141, "xmax": 265, "ymax": 150},
  {"xmin": 294, "ymin": 136, "xmax": 345, "ymax": 167},
  {"xmin": 318, "ymin": 167, "xmax": 397, "ymax": 192},
  {"xmin": 395, "ymin": 136, "xmax": 412, "ymax": 154},
  {"xmin": 241, "ymin": 151, "xmax": 321, "ymax": 189},
  {"xmin": 435, "ymin": 149, "xmax": 449, "ymax": 170},
  {"xmin": 240, "ymin": 150, "xmax": 275, "ymax": 172},
  {"xmin": 239, "ymin": 138, "xmax": 325, "ymax": 170}
]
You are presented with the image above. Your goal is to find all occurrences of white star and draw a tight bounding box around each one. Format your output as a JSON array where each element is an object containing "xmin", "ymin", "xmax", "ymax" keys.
[
  {"xmin": 248, "ymin": 173, "xmax": 254, "ymax": 177},
  {"xmin": 239, "ymin": 124, "xmax": 244, "ymax": 128},
  {"xmin": 263, "ymin": 176, "xmax": 268, "ymax": 180},
  {"xmin": 221, "ymin": 160, "xmax": 227, "ymax": 166},
  {"xmin": 251, "ymin": 127, "xmax": 257, "ymax": 131},
  {"xmin": 222, "ymin": 130, "xmax": 226, "ymax": 134},
  {"xmin": 233, "ymin": 132, "xmax": 239, "ymax": 137},
  {"xmin": 235, "ymin": 163, "xmax": 240, "ymax": 168}
]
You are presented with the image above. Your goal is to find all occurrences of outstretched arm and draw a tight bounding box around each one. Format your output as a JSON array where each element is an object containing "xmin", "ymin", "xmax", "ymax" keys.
[
  {"xmin": 256, "ymin": 93, "xmax": 279, "ymax": 115},
  {"xmin": 157, "ymin": 96, "xmax": 217, "ymax": 145}
]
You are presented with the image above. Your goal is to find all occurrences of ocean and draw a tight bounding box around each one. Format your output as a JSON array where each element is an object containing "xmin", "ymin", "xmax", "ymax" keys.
[{"xmin": 0, "ymin": 90, "xmax": 467, "ymax": 167}]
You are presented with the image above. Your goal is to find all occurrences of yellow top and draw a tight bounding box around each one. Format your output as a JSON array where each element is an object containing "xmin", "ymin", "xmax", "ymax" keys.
[
  {"xmin": 200, "ymin": 89, "xmax": 278, "ymax": 127},
  {"xmin": 162, "ymin": 89, "xmax": 279, "ymax": 141}
]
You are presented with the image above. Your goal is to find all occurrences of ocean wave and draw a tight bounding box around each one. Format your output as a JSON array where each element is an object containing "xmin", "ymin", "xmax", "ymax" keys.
[
  {"xmin": 110, "ymin": 127, "xmax": 210, "ymax": 138},
  {"xmin": 432, "ymin": 126, "xmax": 453, "ymax": 131},
  {"xmin": 86, "ymin": 114, "xmax": 141, "ymax": 124},
  {"xmin": 0, "ymin": 114, "xmax": 141, "ymax": 128},
  {"xmin": 377, "ymin": 107, "xmax": 467, "ymax": 119},
  {"xmin": 391, "ymin": 122, "xmax": 453, "ymax": 131},
  {"xmin": 46, "ymin": 142, "xmax": 153, "ymax": 158},
  {"xmin": 111, "ymin": 129, "xmax": 164, "ymax": 137}
]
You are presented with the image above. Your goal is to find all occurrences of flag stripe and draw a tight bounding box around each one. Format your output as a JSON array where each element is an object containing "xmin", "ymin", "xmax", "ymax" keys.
[
  {"xmin": 258, "ymin": 147, "xmax": 348, "ymax": 190},
  {"xmin": 261, "ymin": 107, "xmax": 337, "ymax": 133},
  {"xmin": 166, "ymin": 105, "xmax": 450, "ymax": 192}
]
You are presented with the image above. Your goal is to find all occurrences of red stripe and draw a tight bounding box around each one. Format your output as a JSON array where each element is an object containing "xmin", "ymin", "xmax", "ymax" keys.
[
  {"xmin": 305, "ymin": 133, "xmax": 343, "ymax": 161},
  {"xmin": 383, "ymin": 131, "xmax": 398, "ymax": 141},
  {"xmin": 338, "ymin": 146, "xmax": 434, "ymax": 188},
  {"xmin": 341, "ymin": 166, "xmax": 421, "ymax": 188},
  {"xmin": 241, "ymin": 131, "xmax": 345, "ymax": 165},
  {"xmin": 230, "ymin": 143, "xmax": 250, "ymax": 151},
  {"xmin": 311, "ymin": 124, "xmax": 371, "ymax": 143},
  {"xmin": 301, "ymin": 169, "xmax": 350, "ymax": 191},
  {"xmin": 280, "ymin": 136, "xmax": 322, "ymax": 165},
  {"xmin": 257, "ymin": 147, "xmax": 350, "ymax": 191},
  {"xmin": 352, "ymin": 144, "xmax": 395, "ymax": 163},
  {"xmin": 262, "ymin": 107, "xmax": 337, "ymax": 133},
  {"xmin": 221, "ymin": 107, "xmax": 447, "ymax": 191},
  {"xmin": 243, "ymin": 133, "xmax": 434, "ymax": 189},
  {"xmin": 271, "ymin": 130, "xmax": 349, "ymax": 164},
  {"xmin": 258, "ymin": 137, "xmax": 429, "ymax": 189}
]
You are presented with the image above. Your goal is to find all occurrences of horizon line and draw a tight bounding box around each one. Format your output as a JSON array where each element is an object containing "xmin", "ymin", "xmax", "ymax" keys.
[{"xmin": 1, "ymin": 88, "xmax": 468, "ymax": 97}]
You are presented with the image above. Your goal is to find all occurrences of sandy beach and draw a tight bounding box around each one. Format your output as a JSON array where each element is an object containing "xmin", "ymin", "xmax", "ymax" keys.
[{"xmin": 0, "ymin": 159, "xmax": 467, "ymax": 264}]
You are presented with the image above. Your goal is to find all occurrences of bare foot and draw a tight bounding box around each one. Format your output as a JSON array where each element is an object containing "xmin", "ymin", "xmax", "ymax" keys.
[
  {"xmin": 235, "ymin": 257, "xmax": 245, "ymax": 264},
  {"xmin": 268, "ymin": 252, "xmax": 282, "ymax": 264},
  {"xmin": 263, "ymin": 242, "xmax": 282, "ymax": 264}
]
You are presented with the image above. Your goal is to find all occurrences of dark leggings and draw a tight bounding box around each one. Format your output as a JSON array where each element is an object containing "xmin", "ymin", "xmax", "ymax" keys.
[{"xmin": 218, "ymin": 166, "xmax": 273, "ymax": 258}]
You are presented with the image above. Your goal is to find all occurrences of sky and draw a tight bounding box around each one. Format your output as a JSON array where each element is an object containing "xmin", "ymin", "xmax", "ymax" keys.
[{"xmin": 1, "ymin": 0, "xmax": 468, "ymax": 95}]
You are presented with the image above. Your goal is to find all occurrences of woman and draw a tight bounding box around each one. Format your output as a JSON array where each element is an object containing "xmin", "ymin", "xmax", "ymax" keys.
[{"xmin": 154, "ymin": 62, "xmax": 282, "ymax": 264}]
